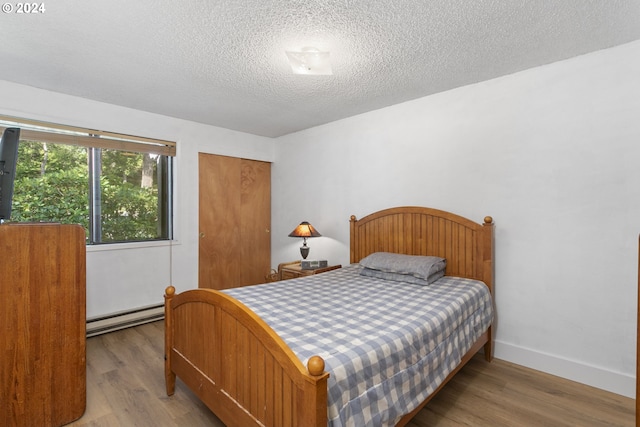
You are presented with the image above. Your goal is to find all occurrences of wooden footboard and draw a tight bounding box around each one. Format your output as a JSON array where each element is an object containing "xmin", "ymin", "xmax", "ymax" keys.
[{"xmin": 164, "ymin": 286, "xmax": 329, "ymax": 427}]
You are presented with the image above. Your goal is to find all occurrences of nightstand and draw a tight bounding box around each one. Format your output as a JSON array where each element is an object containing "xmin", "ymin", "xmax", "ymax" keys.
[{"xmin": 277, "ymin": 261, "xmax": 341, "ymax": 281}]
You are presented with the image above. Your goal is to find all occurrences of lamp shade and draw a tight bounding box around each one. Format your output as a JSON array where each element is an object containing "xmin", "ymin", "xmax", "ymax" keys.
[{"xmin": 288, "ymin": 221, "xmax": 322, "ymax": 238}]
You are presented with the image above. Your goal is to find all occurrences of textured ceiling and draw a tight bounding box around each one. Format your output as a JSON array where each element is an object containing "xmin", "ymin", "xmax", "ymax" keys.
[{"xmin": 1, "ymin": 1, "xmax": 639, "ymax": 137}]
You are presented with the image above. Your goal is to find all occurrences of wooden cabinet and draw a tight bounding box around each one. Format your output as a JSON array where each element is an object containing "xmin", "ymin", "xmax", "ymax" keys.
[
  {"xmin": 0, "ymin": 223, "xmax": 86, "ymax": 427},
  {"xmin": 198, "ymin": 153, "xmax": 271, "ymax": 289},
  {"xmin": 277, "ymin": 261, "xmax": 341, "ymax": 280}
]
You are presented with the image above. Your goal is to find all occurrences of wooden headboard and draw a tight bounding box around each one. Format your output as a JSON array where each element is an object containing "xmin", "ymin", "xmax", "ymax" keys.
[{"xmin": 350, "ymin": 206, "xmax": 494, "ymax": 291}]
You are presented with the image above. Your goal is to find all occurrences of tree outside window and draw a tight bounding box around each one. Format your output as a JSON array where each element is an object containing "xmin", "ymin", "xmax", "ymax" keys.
[{"xmin": 11, "ymin": 139, "xmax": 172, "ymax": 243}]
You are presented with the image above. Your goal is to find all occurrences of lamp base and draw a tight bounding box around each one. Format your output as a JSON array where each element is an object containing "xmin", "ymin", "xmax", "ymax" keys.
[{"xmin": 300, "ymin": 245, "xmax": 310, "ymax": 259}]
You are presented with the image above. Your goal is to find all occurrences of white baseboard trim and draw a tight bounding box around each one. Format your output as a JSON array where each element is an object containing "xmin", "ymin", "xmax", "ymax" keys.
[
  {"xmin": 86, "ymin": 304, "xmax": 164, "ymax": 337},
  {"xmin": 494, "ymin": 340, "xmax": 635, "ymax": 398}
]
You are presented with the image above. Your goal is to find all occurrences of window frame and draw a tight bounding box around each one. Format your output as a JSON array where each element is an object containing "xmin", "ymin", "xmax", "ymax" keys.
[{"xmin": 0, "ymin": 116, "xmax": 176, "ymax": 244}]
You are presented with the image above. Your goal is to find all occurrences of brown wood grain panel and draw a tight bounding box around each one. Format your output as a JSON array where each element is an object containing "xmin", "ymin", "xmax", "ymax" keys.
[
  {"xmin": 282, "ymin": 374, "xmax": 293, "ymax": 427},
  {"xmin": 404, "ymin": 213, "xmax": 412, "ymax": 253},
  {"xmin": 447, "ymin": 219, "xmax": 455, "ymax": 266},
  {"xmin": 1, "ymin": 223, "xmax": 86, "ymax": 427},
  {"xmin": 393, "ymin": 214, "xmax": 400, "ymax": 253},
  {"xmin": 411, "ymin": 213, "xmax": 418, "ymax": 253},
  {"xmin": 376, "ymin": 217, "xmax": 384, "ymax": 251},
  {"xmin": 378, "ymin": 216, "xmax": 386, "ymax": 252},
  {"xmin": 174, "ymin": 302, "xmax": 218, "ymax": 376},
  {"xmin": 398, "ymin": 213, "xmax": 405, "ymax": 253},
  {"xmin": 198, "ymin": 154, "xmax": 271, "ymax": 289},
  {"xmin": 425, "ymin": 214, "xmax": 434, "ymax": 255},
  {"xmin": 198, "ymin": 153, "xmax": 242, "ymax": 289},
  {"xmin": 395, "ymin": 213, "xmax": 403, "ymax": 253},
  {"xmin": 425, "ymin": 214, "xmax": 431, "ymax": 254},
  {"xmin": 416, "ymin": 213, "xmax": 425, "ymax": 254},
  {"xmin": 360, "ymin": 221, "xmax": 366, "ymax": 256},
  {"xmin": 370, "ymin": 221, "xmax": 376, "ymax": 253},
  {"xmin": 385, "ymin": 215, "xmax": 392, "ymax": 252},
  {"xmin": 451, "ymin": 221, "xmax": 460, "ymax": 273},
  {"xmin": 238, "ymin": 325, "xmax": 250, "ymax": 407},
  {"xmin": 459, "ymin": 225, "xmax": 465, "ymax": 274},
  {"xmin": 350, "ymin": 207, "xmax": 492, "ymax": 283},
  {"xmin": 440, "ymin": 218, "xmax": 447, "ymax": 260},
  {"xmin": 221, "ymin": 315, "xmax": 238, "ymax": 397},
  {"xmin": 240, "ymin": 159, "xmax": 271, "ymax": 286},
  {"xmin": 437, "ymin": 217, "xmax": 445, "ymax": 259},
  {"xmin": 392, "ymin": 214, "xmax": 398, "ymax": 252},
  {"xmin": 430, "ymin": 216, "xmax": 438, "ymax": 257},
  {"xmin": 469, "ymin": 228, "xmax": 476, "ymax": 276},
  {"xmin": 204, "ymin": 305, "xmax": 219, "ymax": 379},
  {"xmin": 263, "ymin": 354, "xmax": 275, "ymax": 426},
  {"xmin": 250, "ymin": 338, "xmax": 260, "ymax": 415},
  {"xmin": 274, "ymin": 365, "xmax": 284, "ymax": 427},
  {"xmin": 460, "ymin": 225, "xmax": 467, "ymax": 275}
]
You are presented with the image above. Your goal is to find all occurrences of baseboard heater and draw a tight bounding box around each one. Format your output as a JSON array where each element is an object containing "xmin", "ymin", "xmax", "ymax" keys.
[{"xmin": 86, "ymin": 303, "xmax": 165, "ymax": 337}]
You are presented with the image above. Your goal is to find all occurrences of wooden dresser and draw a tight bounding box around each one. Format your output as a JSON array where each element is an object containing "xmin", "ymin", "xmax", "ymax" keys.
[{"xmin": 0, "ymin": 223, "xmax": 86, "ymax": 427}]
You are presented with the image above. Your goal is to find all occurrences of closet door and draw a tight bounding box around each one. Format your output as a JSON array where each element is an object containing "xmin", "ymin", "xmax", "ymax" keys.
[
  {"xmin": 198, "ymin": 153, "xmax": 271, "ymax": 289},
  {"xmin": 238, "ymin": 158, "xmax": 271, "ymax": 286}
]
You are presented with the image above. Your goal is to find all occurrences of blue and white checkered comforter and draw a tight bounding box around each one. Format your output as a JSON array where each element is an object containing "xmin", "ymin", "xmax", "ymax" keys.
[{"xmin": 224, "ymin": 263, "xmax": 493, "ymax": 427}]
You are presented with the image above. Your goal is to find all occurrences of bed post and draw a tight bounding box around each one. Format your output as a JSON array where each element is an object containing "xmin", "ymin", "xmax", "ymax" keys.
[
  {"xmin": 482, "ymin": 216, "xmax": 494, "ymax": 362},
  {"xmin": 304, "ymin": 356, "xmax": 329, "ymax": 427},
  {"xmin": 164, "ymin": 285, "xmax": 176, "ymax": 396},
  {"xmin": 350, "ymin": 215, "xmax": 357, "ymax": 264}
]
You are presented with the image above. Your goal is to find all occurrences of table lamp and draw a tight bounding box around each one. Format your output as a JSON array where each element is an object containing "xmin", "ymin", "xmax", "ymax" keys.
[{"xmin": 288, "ymin": 221, "xmax": 321, "ymax": 259}]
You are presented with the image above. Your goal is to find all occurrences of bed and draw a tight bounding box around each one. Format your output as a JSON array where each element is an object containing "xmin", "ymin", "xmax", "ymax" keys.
[{"xmin": 164, "ymin": 206, "xmax": 495, "ymax": 426}]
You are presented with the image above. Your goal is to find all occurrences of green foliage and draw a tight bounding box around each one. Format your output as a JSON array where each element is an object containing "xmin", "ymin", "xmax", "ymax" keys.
[
  {"xmin": 12, "ymin": 168, "xmax": 90, "ymax": 229},
  {"xmin": 100, "ymin": 176, "xmax": 160, "ymax": 242},
  {"xmin": 12, "ymin": 142, "xmax": 90, "ymax": 236},
  {"xmin": 11, "ymin": 141, "xmax": 166, "ymax": 243}
]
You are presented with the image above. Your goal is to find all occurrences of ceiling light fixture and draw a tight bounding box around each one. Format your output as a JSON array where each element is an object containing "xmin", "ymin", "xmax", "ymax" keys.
[{"xmin": 285, "ymin": 47, "xmax": 332, "ymax": 75}]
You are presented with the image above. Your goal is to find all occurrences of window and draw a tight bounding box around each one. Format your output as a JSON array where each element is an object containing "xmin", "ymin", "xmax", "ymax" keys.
[{"xmin": 1, "ymin": 116, "xmax": 175, "ymax": 244}]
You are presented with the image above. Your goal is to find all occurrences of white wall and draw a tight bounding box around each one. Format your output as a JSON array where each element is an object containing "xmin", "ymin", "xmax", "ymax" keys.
[
  {"xmin": 272, "ymin": 40, "xmax": 640, "ymax": 398},
  {"xmin": 0, "ymin": 80, "xmax": 275, "ymax": 318}
]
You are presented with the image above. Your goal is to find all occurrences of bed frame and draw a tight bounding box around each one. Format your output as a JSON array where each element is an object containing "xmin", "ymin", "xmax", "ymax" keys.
[{"xmin": 164, "ymin": 206, "xmax": 494, "ymax": 427}]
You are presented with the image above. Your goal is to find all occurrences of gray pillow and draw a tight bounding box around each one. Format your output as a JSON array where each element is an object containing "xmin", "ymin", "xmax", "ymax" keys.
[{"xmin": 359, "ymin": 252, "xmax": 446, "ymax": 285}]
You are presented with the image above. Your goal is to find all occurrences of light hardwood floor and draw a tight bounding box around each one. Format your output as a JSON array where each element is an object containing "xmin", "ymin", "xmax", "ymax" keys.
[{"xmin": 68, "ymin": 321, "xmax": 634, "ymax": 427}]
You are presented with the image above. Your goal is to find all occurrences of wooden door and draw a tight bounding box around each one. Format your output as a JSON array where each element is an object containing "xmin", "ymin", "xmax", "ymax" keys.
[
  {"xmin": 238, "ymin": 158, "xmax": 271, "ymax": 285},
  {"xmin": 198, "ymin": 153, "xmax": 271, "ymax": 289}
]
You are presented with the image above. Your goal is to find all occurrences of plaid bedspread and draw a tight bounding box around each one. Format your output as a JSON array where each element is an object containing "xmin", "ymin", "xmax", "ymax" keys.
[{"xmin": 224, "ymin": 263, "xmax": 493, "ymax": 427}]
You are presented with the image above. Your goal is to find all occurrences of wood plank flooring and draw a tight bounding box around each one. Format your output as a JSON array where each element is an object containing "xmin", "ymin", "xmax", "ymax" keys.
[{"xmin": 68, "ymin": 321, "xmax": 634, "ymax": 426}]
